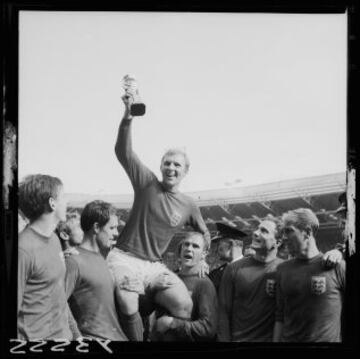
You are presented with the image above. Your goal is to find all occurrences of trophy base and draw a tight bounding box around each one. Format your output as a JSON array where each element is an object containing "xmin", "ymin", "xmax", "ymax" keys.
[{"xmin": 131, "ymin": 103, "xmax": 146, "ymax": 116}]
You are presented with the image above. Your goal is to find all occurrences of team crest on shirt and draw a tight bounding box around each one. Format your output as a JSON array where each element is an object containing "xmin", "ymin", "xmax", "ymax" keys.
[
  {"xmin": 311, "ymin": 276, "xmax": 326, "ymax": 295},
  {"xmin": 169, "ymin": 211, "xmax": 182, "ymax": 227},
  {"xmin": 265, "ymin": 279, "xmax": 276, "ymax": 297}
]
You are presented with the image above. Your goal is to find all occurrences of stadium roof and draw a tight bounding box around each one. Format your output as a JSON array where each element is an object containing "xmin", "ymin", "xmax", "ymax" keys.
[{"xmin": 67, "ymin": 172, "xmax": 346, "ymax": 209}]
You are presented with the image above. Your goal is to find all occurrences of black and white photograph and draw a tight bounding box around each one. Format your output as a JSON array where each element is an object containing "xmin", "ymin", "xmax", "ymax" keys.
[{"xmin": 2, "ymin": 1, "xmax": 359, "ymax": 355}]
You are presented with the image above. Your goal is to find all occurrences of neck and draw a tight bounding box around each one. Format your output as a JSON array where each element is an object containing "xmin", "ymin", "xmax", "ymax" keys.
[
  {"xmin": 80, "ymin": 233, "xmax": 101, "ymax": 255},
  {"xmin": 297, "ymin": 240, "xmax": 320, "ymax": 260},
  {"xmin": 30, "ymin": 215, "xmax": 58, "ymax": 237},
  {"xmin": 231, "ymin": 250, "xmax": 244, "ymax": 263},
  {"xmin": 161, "ymin": 182, "xmax": 180, "ymax": 193},
  {"xmin": 180, "ymin": 264, "xmax": 201, "ymax": 276},
  {"xmin": 253, "ymin": 248, "xmax": 278, "ymax": 263}
]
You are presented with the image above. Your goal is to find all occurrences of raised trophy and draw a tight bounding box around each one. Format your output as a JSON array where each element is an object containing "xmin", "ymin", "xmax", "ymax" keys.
[{"xmin": 122, "ymin": 74, "xmax": 146, "ymax": 116}]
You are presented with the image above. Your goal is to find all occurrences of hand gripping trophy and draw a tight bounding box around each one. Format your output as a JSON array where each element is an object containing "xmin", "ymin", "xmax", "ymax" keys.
[{"xmin": 122, "ymin": 74, "xmax": 146, "ymax": 116}]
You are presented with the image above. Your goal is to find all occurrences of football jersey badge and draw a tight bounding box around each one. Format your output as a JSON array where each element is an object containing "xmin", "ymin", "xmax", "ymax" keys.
[
  {"xmin": 265, "ymin": 278, "xmax": 276, "ymax": 297},
  {"xmin": 170, "ymin": 211, "xmax": 182, "ymax": 227},
  {"xmin": 311, "ymin": 276, "xmax": 326, "ymax": 295}
]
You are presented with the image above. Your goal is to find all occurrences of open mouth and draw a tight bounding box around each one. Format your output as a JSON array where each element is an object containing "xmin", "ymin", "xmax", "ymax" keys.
[
  {"xmin": 183, "ymin": 253, "xmax": 193, "ymax": 260},
  {"xmin": 251, "ymin": 239, "xmax": 262, "ymax": 249}
]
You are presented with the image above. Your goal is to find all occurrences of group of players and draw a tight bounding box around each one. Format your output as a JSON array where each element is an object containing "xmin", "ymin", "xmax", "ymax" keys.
[{"xmin": 18, "ymin": 93, "xmax": 346, "ymax": 343}]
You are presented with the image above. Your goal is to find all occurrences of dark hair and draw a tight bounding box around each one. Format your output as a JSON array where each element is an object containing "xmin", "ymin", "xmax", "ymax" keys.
[
  {"xmin": 80, "ymin": 200, "xmax": 117, "ymax": 232},
  {"xmin": 19, "ymin": 174, "xmax": 63, "ymax": 222}
]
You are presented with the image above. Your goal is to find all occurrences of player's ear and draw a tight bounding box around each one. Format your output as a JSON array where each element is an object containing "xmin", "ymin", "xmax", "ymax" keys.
[
  {"xmin": 59, "ymin": 231, "xmax": 70, "ymax": 241},
  {"xmin": 48, "ymin": 197, "xmax": 56, "ymax": 211},
  {"xmin": 201, "ymin": 250, "xmax": 207, "ymax": 261},
  {"xmin": 304, "ymin": 225, "xmax": 312, "ymax": 238},
  {"xmin": 93, "ymin": 222, "xmax": 100, "ymax": 234}
]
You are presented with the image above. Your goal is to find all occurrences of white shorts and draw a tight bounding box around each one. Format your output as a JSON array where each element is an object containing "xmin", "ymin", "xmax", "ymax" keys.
[{"xmin": 107, "ymin": 248, "xmax": 181, "ymax": 295}]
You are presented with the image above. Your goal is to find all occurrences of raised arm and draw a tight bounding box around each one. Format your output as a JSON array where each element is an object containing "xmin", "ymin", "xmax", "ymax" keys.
[
  {"xmin": 114, "ymin": 94, "xmax": 134, "ymax": 167},
  {"xmin": 114, "ymin": 94, "xmax": 154, "ymax": 189}
]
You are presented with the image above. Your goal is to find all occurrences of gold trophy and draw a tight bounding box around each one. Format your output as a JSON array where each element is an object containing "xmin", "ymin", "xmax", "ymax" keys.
[{"xmin": 122, "ymin": 74, "xmax": 146, "ymax": 116}]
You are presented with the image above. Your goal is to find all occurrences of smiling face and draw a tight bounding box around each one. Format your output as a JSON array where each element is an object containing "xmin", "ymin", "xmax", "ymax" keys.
[
  {"xmin": 160, "ymin": 153, "xmax": 188, "ymax": 191},
  {"xmin": 95, "ymin": 214, "xmax": 119, "ymax": 252},
  {"xmin": 251, "ymin": 220, "xmax": 278, "ymax": 253},
  {"xmin": 180, "ymin": 233, "xmax": 206, "ymax": 269}
]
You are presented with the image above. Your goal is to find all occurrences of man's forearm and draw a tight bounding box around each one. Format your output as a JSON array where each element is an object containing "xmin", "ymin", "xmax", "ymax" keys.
[
  {"xmin": 170, "ymin": 316, "xmax": 215, "ymax": 341},
  {"xmin": 115, "ymin": 117, "xmax": 133, "ymax": 164}
]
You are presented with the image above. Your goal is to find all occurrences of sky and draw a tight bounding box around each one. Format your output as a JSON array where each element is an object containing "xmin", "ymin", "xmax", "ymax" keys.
[{"xmin": 18, "ymin": 11, "xmax": 347, "ymax": 196}]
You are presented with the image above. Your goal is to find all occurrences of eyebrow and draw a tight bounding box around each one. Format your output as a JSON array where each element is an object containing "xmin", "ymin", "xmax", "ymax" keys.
[{"xmin": 164, "ymin": 160, "xmax": 181, "ymax": 165}]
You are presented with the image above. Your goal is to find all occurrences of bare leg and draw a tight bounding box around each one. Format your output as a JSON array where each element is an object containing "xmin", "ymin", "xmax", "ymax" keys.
[
  {"xmin": 115, "ymin": 287, "xmax": 139, "ymax": 315},
  {"xmin": 153, "ymin": 280, "xmax": 193, "ymax": 319}
]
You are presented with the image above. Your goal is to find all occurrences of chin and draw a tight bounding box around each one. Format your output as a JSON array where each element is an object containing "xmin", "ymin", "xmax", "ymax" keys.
[{"xmin": 165, "ymin": 181, "xmax": 176, "ymax": 188}]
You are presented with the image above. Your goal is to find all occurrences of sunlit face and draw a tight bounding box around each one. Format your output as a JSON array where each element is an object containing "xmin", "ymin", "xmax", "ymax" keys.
[
  {"xmin": 53, "ymin": 187, "xmax": 67, "ymax": 222},
  {"xmin": 160, "ymin": 153, "xmax": 187, "ymax": 190},
  {"xmin": 251, "ymin": 220, "xmax": 277, "ymax": 252},
  {"xmin": 96, "ymin": 215, "xmax": 119, "ymax": 251},
  {"xmin": 217, "ymin": 241, "xmax": 232, "ymax": 262},
  {"xmin": 180, "ymin": 234, "xmax": 205, "ymax": 269},
  {"xmin": 282, "ymin": 224, "xmax": 307, "ymax": 257}
]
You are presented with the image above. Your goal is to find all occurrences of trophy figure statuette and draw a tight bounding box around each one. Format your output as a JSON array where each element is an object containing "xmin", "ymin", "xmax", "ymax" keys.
[{"xmin": 122, "ymin": 74, "xmax": 146, "ymax": 116}]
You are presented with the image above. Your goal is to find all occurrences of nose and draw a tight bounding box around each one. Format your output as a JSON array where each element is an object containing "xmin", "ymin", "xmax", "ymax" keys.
[{"xmin": 253, "ymin": 230, "xmax": 259, "ymax": 238}]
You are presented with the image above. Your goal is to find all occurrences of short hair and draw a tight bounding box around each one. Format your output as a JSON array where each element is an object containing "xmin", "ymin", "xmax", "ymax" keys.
[
  {"xmin": 161, "ymin": 148, "xmax": 190, "ymax": 172},
  {"xmin": 19, "ymin": 174, "xmax": 63, "ymax": 222},
  {"xmin": 282, "ymin": 208, "xmax": 319, "ymax": 235},
  {"xmin": 181, "ymin": 231, "xmax": 210, "ymax": 252},
  {"xmin": 80, "ymin": 200, "xmax": 117, "ymax": 232}
]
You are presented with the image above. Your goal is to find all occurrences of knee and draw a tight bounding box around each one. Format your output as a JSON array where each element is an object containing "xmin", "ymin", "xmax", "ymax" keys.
[
  {"xmin": 179, "ymin": 296, "xmax": 193, "ymax": 317},
  {"xmin": 116, "ymin": 288, "xmax": 139, "ymax": 316},
  {"xmin": 168, "ymin": 291, "xmax": 193, "ymax": 318}
]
